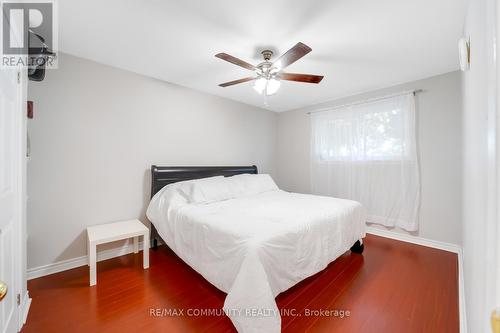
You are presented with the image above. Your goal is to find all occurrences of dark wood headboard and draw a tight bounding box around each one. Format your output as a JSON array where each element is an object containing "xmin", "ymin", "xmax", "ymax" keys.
[
  {"xmin": 149, "ymin": 165, "xmax": 258, "ymax": 247},
  {"xmin": 150, "ymin": 165, "xmax": 258, "ymax": 198}
]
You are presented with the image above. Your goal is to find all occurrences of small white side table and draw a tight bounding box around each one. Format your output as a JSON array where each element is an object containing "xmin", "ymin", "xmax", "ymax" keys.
[{"xmin": 86, "ymin": 219, "xmax": 149, "ymax": 286}]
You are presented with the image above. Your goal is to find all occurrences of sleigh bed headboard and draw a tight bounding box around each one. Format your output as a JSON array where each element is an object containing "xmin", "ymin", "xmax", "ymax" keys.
[
  {"xmin": 150, "ymin": 165, "xmax": 258, "ymax": 198},
  {"xmin": 148, "ymin": 165, "xmax": 258, "ymax": 247}
]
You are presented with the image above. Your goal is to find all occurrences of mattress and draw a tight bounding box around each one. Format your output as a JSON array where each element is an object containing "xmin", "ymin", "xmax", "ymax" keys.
[{"xmin": 147, "ymin": 188, "xmax": 366, "ymax": 333}]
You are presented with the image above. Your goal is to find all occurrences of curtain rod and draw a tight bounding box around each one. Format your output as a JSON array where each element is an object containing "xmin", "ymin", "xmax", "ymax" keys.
[{"xmin": 307, "ymin": 89, "xmax": 423, "ymax": 115}]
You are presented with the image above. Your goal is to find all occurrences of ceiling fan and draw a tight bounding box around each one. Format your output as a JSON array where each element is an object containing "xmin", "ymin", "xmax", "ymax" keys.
[{"xmin": 215, "ymin": 42, "xmax": 324, "ymax": 96}]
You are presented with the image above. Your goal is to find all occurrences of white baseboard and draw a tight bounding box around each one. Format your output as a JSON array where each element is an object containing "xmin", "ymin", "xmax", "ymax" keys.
[
  {"xmin": 366, "ymin": 226, "xmax": 461, "ymax": 253},
  {"xmin": 456, "ymin": 249, "xmax": 467, "ymax": 333},
  {"xmin": 18, "ymin": 290, "xmax": 31, "ymax": 330},
  {"xmin": 27, "ymin": 241, "xmax": 149, "ymax": 280},
  {"xmin": 366, "ymin": 226, "xmax": 466, "ymax": 333}
]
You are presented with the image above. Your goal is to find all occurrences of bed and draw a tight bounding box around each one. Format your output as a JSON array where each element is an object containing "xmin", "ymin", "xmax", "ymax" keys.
[{"xmin": 147, "ymin": 165, "xmax": 366, "ymax": 333}]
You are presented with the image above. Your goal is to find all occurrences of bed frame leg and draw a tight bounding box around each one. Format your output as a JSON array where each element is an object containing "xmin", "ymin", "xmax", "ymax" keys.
[
  {"xmin": 350, "ymin": 240, "xmax": 364, "ymax": 254},
  {"xmin": 152, "ymin": 238, "xmax": 158, "ymax": 251}
]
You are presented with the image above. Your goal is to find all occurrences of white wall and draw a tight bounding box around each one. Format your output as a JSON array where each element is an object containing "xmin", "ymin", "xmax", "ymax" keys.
[
  {"xmin": 462, "ymin": 0, "xmax": 497, "ymax": 331},
  {"xmin": 276, "ymin": 71, "xmax": 463, "ymax": 245},
  {"xmin": 27, "ymin": 53, "xmax": 278, "ymax": 269}
]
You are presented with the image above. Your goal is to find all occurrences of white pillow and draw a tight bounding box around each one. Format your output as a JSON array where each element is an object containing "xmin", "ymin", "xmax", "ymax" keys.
[
  {"xmin": 146, "ymin": 181, "xmax": 189, "ymax": 224},
  {"xmin": 177, "ymin": 176, "xmax": 233, "ymax": 204},
  {"xmin": 147, "ymin": 176, "xmax": 225, "ymax": 221},
  {"xmin": 226, "ymin": 174, "xmax": 279, "ymax": 197}
]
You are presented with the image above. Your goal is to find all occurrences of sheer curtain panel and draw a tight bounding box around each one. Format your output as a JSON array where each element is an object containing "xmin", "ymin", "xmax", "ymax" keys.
[{"xmin": 310, "ymin": 93, "xmax": 420, "ymax": 231}]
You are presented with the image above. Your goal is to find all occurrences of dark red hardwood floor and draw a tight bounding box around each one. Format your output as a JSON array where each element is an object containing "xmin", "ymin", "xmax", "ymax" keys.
[{"xmin": 22, "ymin": 234, "xmax": 459, "ymax": 333}]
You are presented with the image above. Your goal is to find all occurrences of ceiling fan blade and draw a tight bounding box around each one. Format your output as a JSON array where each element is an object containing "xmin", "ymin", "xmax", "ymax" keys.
[
  {"xmin": 215, "ymin": 53, "xmax": 256, "ymax": 71},
  {"xmin": 273, "ymin": 42, "xmax": 312, "ymax": 70},
  {"xmin": 280, "ymin": 73, "xmax": 324, "ymax": 84},
  {"xmin": 218, "ymin": 77, "xmax": 256, "ymax": 87}
]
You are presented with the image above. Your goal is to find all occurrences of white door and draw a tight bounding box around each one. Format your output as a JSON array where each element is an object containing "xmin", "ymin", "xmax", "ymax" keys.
[{"xmin": 0, "ymin": 67, "xmax": 23, "ymax": 333}]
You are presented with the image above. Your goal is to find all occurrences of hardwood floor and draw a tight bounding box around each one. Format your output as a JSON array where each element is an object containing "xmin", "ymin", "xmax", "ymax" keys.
[{"xmin": 22, "ymin": 235, "xmax": 459, "ymax": 333}]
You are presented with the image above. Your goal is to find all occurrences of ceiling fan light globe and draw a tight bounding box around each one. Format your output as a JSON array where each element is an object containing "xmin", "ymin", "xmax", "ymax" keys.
[
  {"xmin": 266, "ymin": 78, "xmax": 281, "ymax": 95},
  {"xmin": 253, "ymin": 85, "xmax": 264, "ymax": 94},
  {"xmin": 253, "ymin": 77, "xmax": 267, "ymax": 94}
]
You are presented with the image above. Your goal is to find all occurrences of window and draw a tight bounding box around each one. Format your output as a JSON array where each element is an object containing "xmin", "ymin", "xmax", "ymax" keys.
[
  {"xmin": 312, "ymin": 95, "xmax": 414, "ymax": 162},
  {"xmin": 310, "ymin": 93, "xmax": 420, "ymax": 232}
]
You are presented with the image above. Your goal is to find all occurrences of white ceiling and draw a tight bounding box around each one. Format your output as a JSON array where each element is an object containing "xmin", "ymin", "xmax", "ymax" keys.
[{"xmin": 58, "ymin": 0, "xmax": 466, "ymax": 112}]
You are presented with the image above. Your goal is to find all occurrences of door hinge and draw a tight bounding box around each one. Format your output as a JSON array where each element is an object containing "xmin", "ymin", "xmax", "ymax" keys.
[
  {"xmin": 17, "ymin": 293, "xmax": 20, "ymax": 306},
  {"xmin": 17, "ymin": 71, "xmax": 20, "ymax": 84}
]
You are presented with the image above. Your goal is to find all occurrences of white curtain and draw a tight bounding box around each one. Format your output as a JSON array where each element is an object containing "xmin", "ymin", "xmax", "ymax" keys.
[{"xmin": 310, "ymin": 93, "xmax": 420, "ymax": 231}]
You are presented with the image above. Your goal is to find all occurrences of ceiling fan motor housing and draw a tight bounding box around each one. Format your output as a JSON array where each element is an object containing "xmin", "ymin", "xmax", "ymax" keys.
[
  {"xmin": 256, "ymin": 50, "xmax": 278, "ymax": 79},
  {"xmin": 261, "ymin": 50, "xmax": 273, "ymax": 61}
]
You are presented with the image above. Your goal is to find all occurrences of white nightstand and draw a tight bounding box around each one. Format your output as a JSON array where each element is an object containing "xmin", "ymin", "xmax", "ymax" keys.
[{"xmin": 86, "ymin": 219, "xmax": 150, "ymax": 286}]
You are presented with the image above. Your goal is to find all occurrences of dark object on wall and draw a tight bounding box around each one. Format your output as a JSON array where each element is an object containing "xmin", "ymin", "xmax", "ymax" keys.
[
  {"xmin": 149, "ymin": 165, "xmax": 258, "ymax": 249},
  {"xmin": 28, "ymin": 31, "xmax": 55, "ymax": 82},
  {"xmin": 28, "ymin": 65, "xmax": 46, "ymax": 82},
  {"xmin": 27, "ymin": 101, "xmax": 33, "ymax": 119}
]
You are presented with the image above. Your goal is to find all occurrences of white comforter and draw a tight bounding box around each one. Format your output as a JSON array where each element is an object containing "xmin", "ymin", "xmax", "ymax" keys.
[{"xmin": 147, "ymin": 189, "xmax": 366, "ymax": 333}]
